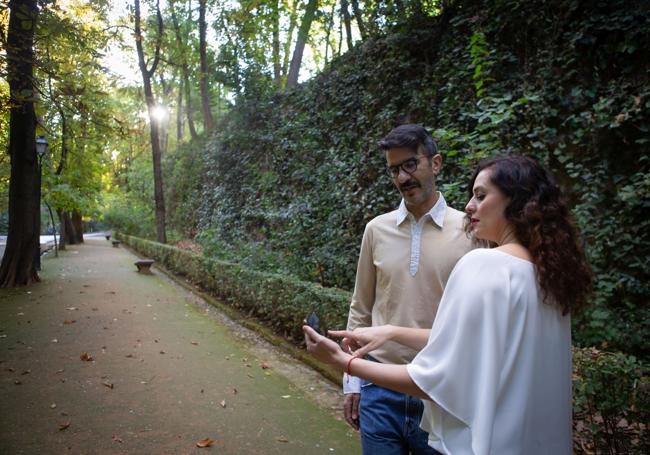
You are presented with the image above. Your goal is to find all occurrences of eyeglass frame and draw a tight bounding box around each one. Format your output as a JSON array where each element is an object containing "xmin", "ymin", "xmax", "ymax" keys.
[{"xmin": 385, "ymin": 155, "xmax": 429, "ymax": 179}]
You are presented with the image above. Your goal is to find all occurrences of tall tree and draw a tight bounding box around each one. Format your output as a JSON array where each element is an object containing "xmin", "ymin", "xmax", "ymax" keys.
[
  {"xmin": 286, "ymin": 0, "xmax": 319, "ymax": 87},
  {"xmin": 134, "ymin": 0, "xmax": 167, "ymax": 243},
  {"xmin": 0, "ymin": 0, "xmax": 40, "ymax": 287},
  {"xmin": 340, "ymin": 0, "xmax": 353, "ymax": 51},
  {"xmin": 272, "ymin": 0, "xmax": 282, "ymax": 87},
  {"xmin": 170, "ymin": 0, "xmax": 198, "ymax": 139},
  {"xmin": 198, "ymin": 0, "xmax": 214, "ymax": 132},
  {"xmin": 350, "ymin": 0, "xmax": 366, "ymax": 39}
]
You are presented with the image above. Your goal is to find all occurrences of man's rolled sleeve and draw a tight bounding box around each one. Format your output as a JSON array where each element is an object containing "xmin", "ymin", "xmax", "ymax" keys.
[{"xmin": 342, "ymin": 374, "xmax": 361, "ymax": 394}]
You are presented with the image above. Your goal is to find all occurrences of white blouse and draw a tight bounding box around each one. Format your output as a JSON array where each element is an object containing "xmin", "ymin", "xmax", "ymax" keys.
[{"xmin": 407, "ymin": 248, "xmax": 572, "ymax": 455}]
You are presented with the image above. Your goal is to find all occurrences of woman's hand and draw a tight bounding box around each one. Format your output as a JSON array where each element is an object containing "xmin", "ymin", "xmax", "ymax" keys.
[
  {"xmin": 303, "ymin": 325, "xmax": 348, "ymax": 368},
  {"xmin": 328, "ymin": 325, "xmax": 395, "ymax": 358}
]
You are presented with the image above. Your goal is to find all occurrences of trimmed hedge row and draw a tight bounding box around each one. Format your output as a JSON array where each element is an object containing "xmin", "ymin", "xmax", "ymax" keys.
[
  {"xmin": 118, "ymin": 233, "xmax": 648, "ymax": 453},
  {"xmin": 116, "ymin": 233, "xmax": 351, "ymax": 342}
]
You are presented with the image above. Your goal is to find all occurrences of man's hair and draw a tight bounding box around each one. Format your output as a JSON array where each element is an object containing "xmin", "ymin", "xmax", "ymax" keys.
[{"xmin": 378, "ymin": 124, "xmax": 438, "ymax": 156}]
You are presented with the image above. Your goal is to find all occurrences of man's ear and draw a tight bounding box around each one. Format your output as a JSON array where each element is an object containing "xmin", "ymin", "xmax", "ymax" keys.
[{"xmin": 431, "ymin": 153, "xmax": 442, "ymax": 175}]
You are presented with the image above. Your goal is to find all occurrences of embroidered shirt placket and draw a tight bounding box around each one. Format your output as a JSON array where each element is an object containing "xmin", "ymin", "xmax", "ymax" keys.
[{"xmin": 409, "ymin": 215, "xmax": 428, "ymax": 277}]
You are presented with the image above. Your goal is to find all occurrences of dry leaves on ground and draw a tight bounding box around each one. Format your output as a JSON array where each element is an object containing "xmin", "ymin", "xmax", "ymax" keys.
[
  {"xmin": 196, "ymin": 438, "xmax": 215, "ymax": 448},
  {"xmin": 80, "ymin": 352, "xmax": 93, "ymax": 361}
]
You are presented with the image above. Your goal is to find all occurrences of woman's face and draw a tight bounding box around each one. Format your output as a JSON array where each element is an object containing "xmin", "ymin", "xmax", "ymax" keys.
[{"xmin": 465, "ymin": 168, "xmax": 512, "ymax": 244}]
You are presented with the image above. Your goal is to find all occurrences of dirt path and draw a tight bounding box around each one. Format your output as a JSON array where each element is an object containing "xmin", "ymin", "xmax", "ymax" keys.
[{"xmin": 0, "ymin": 237, "xmax": 360, "ymax": 454}]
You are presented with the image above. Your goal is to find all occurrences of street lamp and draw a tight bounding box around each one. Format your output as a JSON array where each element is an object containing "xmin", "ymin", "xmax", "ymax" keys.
[
  {"xmin": 36, "ymin": 135, "xmax": 48, "ymax": 159},
  {"xmin": 35, "ymin": 135, "xmax": 48, "ymax": 271}
]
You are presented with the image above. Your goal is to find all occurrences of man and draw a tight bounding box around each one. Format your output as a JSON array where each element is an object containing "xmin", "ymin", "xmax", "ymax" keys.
[{"xmin": 343, "ymin": 124, "xmax": 475, "ymax": 454}]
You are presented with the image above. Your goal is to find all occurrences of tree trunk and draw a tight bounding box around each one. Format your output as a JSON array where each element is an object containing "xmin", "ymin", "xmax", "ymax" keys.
[
  {"xmin": 286, "ymin": 0, "xmax": 319, "ymax": 87},
  {"xmin": 340, "ymin": 0, "xmax": 353, "ymax": 51},
  {"xmin": 60, "ymin": 211, "xmax": 77, "ymax": 246},
  {"xmin": 135, "ymin": 0, "xmax": 167, "ymax": 243},
  {"xmin": 183, "ymin": 68, "xmax": 199, "ymax": 139},
  {"xmin": 324, "ymin": 2, "xmax": 336, "ymax": 64},
  {"xmin": 350, "ymin": 0, "xmax": 366, "ymax": 39},
  {"xmin": 176, "ymin": 77, "xmax": 184, "ymax": 141},
  {"xmin": 72, "ymin": 210, "xmax": 84, "ymax": 243},
  {"xmin": 282, "ymin": 0, "xmax": 299, "ymax": 82},
  {"xmin": 198, "ymin": 0, "xmax": 214, "ymax": 132},
  {"xmin": 0, "ymin": 0, "xmax": 40, "ymax": 287},
  {"xmin": 272, "ymin": 0, "xmax": 282, "ymax": 87},
  {"xmin": 56, "ymin": 209, "xmax": 66, "ymax": 251},
  {"xmin": 170, "ymin": 1, "xmax": 198, "ymax": 140}
]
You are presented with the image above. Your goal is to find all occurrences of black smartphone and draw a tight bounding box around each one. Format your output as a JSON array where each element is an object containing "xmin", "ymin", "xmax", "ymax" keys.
[{"xmin": 306, "ymin": 310, "xmax": 321, "ymax": 334}]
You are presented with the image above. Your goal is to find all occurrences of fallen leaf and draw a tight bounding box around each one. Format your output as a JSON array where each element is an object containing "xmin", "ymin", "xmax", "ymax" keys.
[
  {"xmin": 80, "ymin": 352, "xmax": 93, "ymax": 361},
  {"xmin": 6, "ymin": 367, "xmax": 15, "ymax": 372},
  {"xmin": 125, "ymin": 354, "xmax": 134, "ymax": 358},
  {"xmin": 21, "ymin": 369, "xmax": 31, "ymax": 375},
  {"xmin": 112, "ymin": 435, "xmax": 123, "ymax": 443},
  {"xmin": 219, "ymin": 400, "xmax": 226, "ymax": 408},
  {"xmin": 14, "ymin": 380, "xmax": 22, "ymax": 385},
  {"xmin": 191, "ymin": 341, "xmax": 198, "ymax": 345},
  {"xmin": 260, "ymin": 363, "xmax": 269, "ymax": 370},
  {"xmin": 59, "ymin": 422, "xmax": 70, "ymax": 431},
  {"xmin": 246, "ymin": 373, "xmax": 254, "ymax": 378},
  {"xmin": 63, "ymin": 320, "xmax": 76, "ymax": 324},
  {"xmin": 56, "ymin": 369, "xmax": 65, "ymax": 374},
  {"xmin": 232, "ymin": 388, "xmax": 238, "ymax": 395},
  {"xmin": 196, "ymin": 438, "xmax": 215, "ymax": 448},
  {"xmin": 276, "ymin": 436, "xmax": 289, "ymax": 443},
  {"xmin": 66, "ymin": 307, "xmax": 77, "ymax": 311},
  {"xmin": 50, "ymin": 403, "xmax": 57, "ymax": 409},
  {"xmin": 159, "ymin": 350, "xmax": 165, "ymax": 354},
  {"xmin": 281, "ymin": 395, "xmax": 291, "ymax": 399},
  {"xmin": 51, "ymin": 339, "xmax": 58, "ymax": 343},
  {"xmin": 102, "ymin": 381, "xmax": 114, "ymax": 389}
]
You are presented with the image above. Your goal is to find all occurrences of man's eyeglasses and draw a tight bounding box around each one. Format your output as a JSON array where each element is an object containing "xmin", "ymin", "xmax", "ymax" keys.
[{"xmin": 385, "ymin": 156, "xmax": 426, "ymax": 179}]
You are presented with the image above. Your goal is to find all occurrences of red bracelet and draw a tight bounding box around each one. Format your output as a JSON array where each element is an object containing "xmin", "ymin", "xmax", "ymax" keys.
[{"xmin": 346, "ymin": 355, "xmax": 359, "ymax": 375}]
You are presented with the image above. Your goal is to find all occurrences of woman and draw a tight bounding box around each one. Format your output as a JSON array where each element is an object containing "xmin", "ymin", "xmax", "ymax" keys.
[{"xmin": 304, "ymin": 156, "xmax": 591, "ymax": 454}]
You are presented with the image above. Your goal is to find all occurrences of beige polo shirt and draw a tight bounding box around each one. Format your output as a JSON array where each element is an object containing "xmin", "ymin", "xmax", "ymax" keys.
[{"xmin": 346, "ymin": 193, "xmax": 476, "ymax": 366}]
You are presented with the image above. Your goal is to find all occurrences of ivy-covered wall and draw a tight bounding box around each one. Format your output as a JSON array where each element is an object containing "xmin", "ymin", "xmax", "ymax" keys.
[{"xmin": 163, "ymin": 0, "xmax": 649, "ymax": 359}]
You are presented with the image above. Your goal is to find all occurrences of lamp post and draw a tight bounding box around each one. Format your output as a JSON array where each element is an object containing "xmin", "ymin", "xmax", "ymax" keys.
[{"xmin": 35, "ymin": 135, "xmax": 48, "ymax": 271}]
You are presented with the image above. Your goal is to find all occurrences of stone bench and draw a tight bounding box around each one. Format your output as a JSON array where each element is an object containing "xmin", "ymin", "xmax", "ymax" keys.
[
  {"xmin": 134, "ymin": 259, "xmax": 155, "ymax": 274},
  {"xmin": 112, "ymin": 240, "xmax": 121, "ymax": 248}
]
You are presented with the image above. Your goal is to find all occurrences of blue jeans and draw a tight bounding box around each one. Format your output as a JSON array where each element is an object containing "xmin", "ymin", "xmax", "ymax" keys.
[{"xmin": 359, "ymin": 380, "xmax": 440, "ymax": 455}]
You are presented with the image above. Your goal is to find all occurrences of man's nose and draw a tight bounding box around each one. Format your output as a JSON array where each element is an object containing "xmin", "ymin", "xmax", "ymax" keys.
[{"xmin": 397, "ymin": 168, "xmax": 411, "ymax": 183}]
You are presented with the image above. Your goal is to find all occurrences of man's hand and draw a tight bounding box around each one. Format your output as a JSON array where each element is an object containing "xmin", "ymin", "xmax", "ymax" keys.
[{"xmin": 343, "ymin": 393, "xmax": 360, "ymax": 430}]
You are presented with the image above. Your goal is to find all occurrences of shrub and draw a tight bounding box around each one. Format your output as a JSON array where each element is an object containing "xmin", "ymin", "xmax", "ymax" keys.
[
  {"xmin": 573, "ymin": 347, "xmax": 649, "ymax": 454},
  {"xmin": 116, "ymin": 233, "xmax": 350, "ymax": 342}
]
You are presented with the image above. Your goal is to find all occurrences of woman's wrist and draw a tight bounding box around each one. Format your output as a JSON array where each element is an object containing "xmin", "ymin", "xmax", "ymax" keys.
[{"xmin": 339, "ymin": 352, "xmax": 354, "ymax": 373}]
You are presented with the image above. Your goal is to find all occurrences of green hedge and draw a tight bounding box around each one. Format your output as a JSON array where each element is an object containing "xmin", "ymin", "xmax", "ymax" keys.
[
  {"xmin": 118, "ymin": 233, "xmax": 648, "ymax": 453},
  {"xmin": 116, "ymin": 233, "xmax": 350, "ymax": 342}
]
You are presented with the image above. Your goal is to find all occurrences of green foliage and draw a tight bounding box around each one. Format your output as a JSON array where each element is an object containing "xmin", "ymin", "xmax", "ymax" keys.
[
  {"xmin": 573, "ymin": 347, "xmax": 649, "ymax": 454},
  {"xmin": 103, "ymin": 194, "xmax": 155, "ymax": 240},
  {"xmin": 117, "ymin": 233, "xmax": 350, "ymax": 341}
]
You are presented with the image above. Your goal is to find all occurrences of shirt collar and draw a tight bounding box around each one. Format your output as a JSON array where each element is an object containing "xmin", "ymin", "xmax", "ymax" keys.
[{"xmin": 396, "ymin": 192, "xmax": 448, "ymax": 228}]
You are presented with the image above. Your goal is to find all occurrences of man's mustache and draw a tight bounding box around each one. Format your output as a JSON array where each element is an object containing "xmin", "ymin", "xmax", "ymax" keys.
[{"xmin": 399, "ymin": 180, "xmax": 420, "ymax": 191}]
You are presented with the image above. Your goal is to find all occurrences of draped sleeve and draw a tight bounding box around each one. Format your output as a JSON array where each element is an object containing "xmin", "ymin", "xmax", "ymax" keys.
[{"xmin": 406, "ymin": 249, "xmax": 516, "ymax": 455}]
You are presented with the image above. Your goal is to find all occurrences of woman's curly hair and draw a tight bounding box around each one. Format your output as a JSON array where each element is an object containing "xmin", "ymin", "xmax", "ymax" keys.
[{"xmin": 467, "ymin": 155, "xmax": 592, "ymax": 315}]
